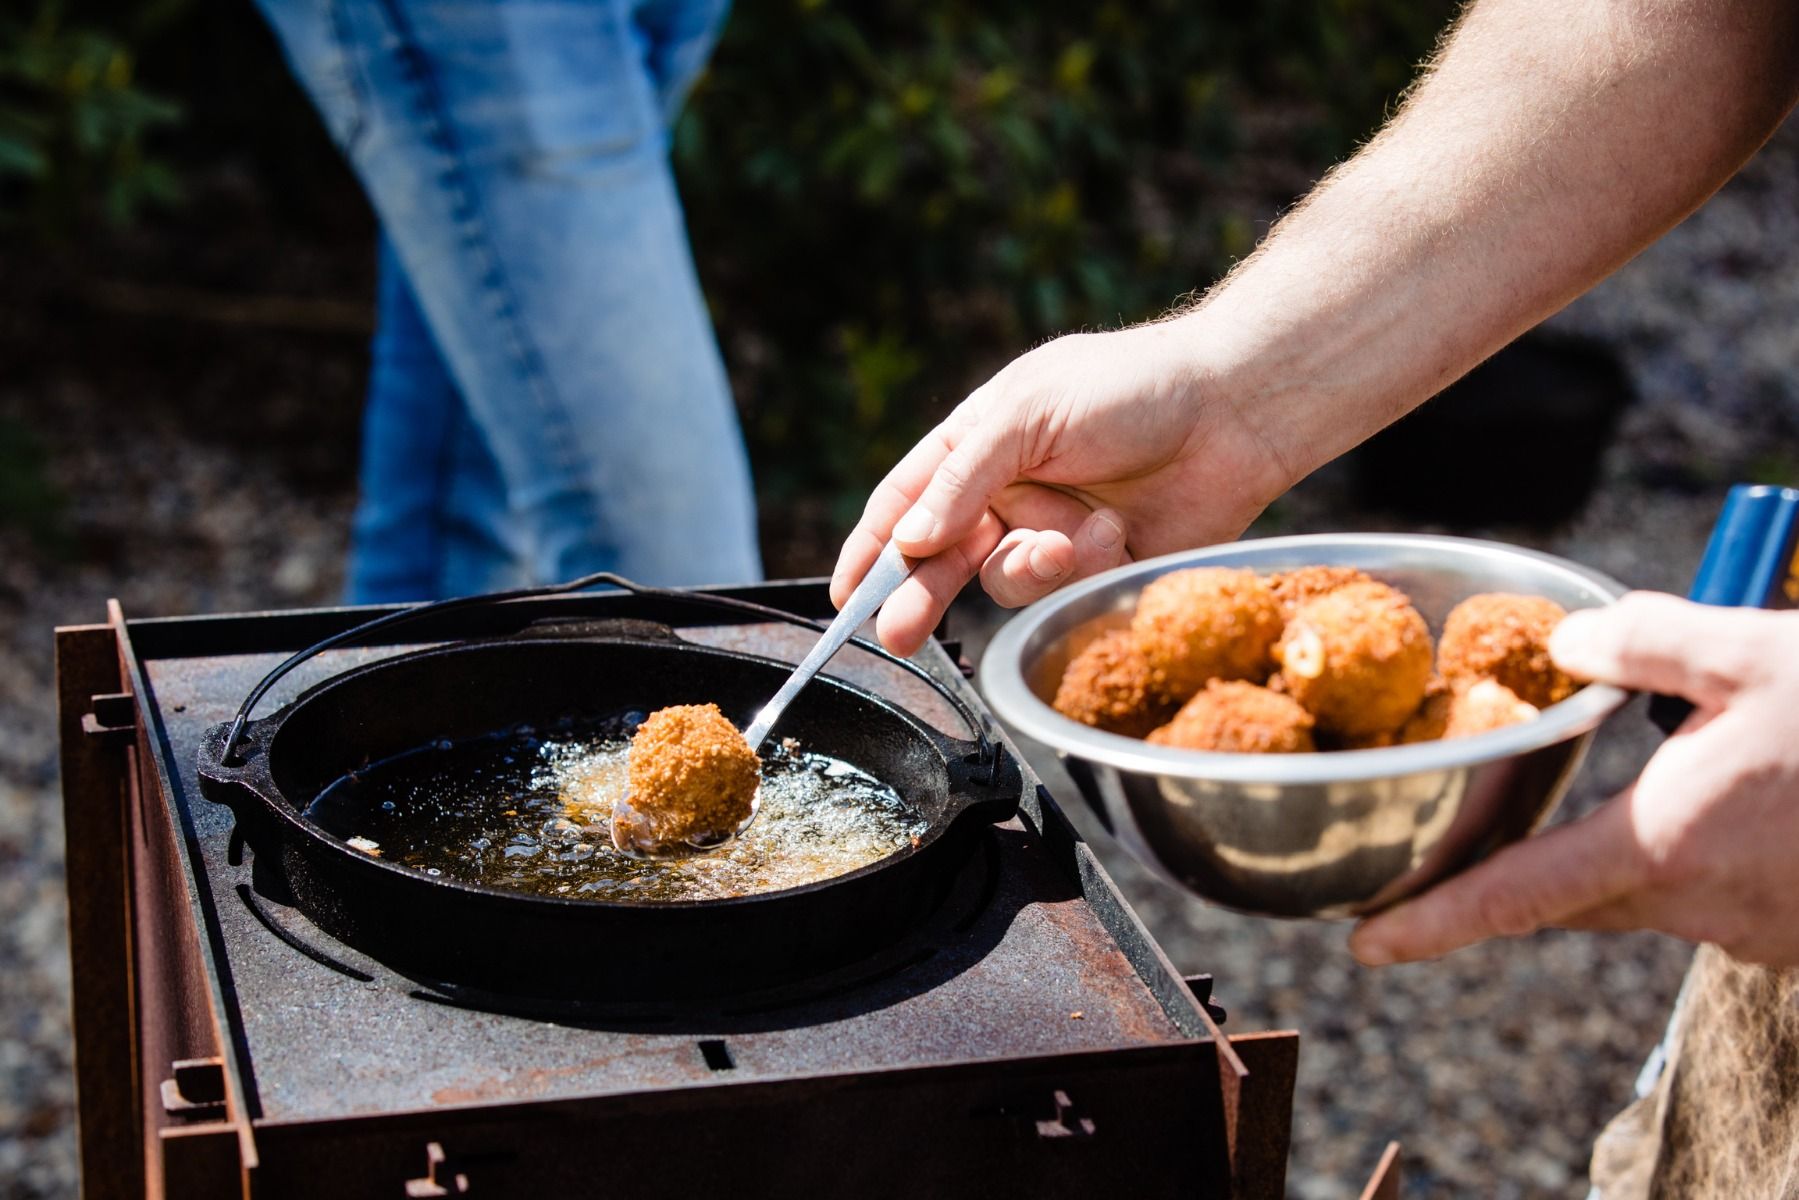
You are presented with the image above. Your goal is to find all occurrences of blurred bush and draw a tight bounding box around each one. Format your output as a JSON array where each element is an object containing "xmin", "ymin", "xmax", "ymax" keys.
[
  {"xmin": 0, "ymin": 0, "xmax": 184, "ymax": 232},
  {"xmin": 2, "ymin": 0, "xmax": 1452, "ymax": 531},
  {"xmin": 678, "ymin": 0, "xmax": 1452, "ymax": 519},
  {"xmin": 0, "ymin": 416, "xmax": 69, "ymax": 553}
]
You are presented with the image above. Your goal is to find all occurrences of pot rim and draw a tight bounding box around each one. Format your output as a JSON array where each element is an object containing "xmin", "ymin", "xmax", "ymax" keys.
[
  {"xmin": 978, "ymin": 533, "xmax": 1632, "ymax": 786},
  {"xmin": 203, "ymin": 636, "xmax": 1006, "ymax": 912}
]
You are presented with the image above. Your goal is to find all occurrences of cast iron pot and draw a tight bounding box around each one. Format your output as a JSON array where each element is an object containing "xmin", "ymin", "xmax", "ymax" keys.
[{"xmin": 197, "ymin": 632, "xmax": 1015, "ymax": 1002}]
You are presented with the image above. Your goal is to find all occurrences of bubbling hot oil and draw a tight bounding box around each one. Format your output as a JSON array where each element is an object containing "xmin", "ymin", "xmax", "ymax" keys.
[{"xmin": 308, "ymin": 715, "xmax": 929, "ymax": 902}]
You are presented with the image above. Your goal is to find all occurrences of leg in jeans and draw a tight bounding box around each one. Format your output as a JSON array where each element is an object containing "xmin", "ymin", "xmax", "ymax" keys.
[
  {"xmin": 349, "ymin": 236, "xmax": 528, "ymax": 602},
  {"xmin": 257, "ymin": 0, "xmax": 760, "ymax": 590},
  {"xmin": 633, "ymin": 0, "xmax": 732, "ymax": 125}
]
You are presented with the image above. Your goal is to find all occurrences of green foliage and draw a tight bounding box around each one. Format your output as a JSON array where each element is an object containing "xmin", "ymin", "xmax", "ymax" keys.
[
  {"xmin": 0, "ymin": 417, "xmax": 69, "ymax": 554},
  {"xmin": 678, "ymin": 0, "xmax": 1455, "ymax": 512},
  {"xmin": 0, "ymin": 0, "xmax": 1456, "ymax": 533},
  {"xmin": 0, "ymin": 0, "xmax": 185, "ymax": 232}
]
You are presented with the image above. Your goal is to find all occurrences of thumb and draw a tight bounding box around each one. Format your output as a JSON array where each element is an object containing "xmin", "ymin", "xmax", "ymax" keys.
[
  {"xmin": 890, "ymin": 409, "xmax": 1025, "ymax": 559},
  {"xmin": 1549, "ymin": 591, "xmax": 1769, "ymax": 710}
]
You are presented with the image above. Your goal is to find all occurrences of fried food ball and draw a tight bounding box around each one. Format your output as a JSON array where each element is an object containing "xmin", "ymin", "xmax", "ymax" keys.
[
  {"xmin": 1437, "ymin": 593, "xmax": 1579, "ymax": 708},
  {"xmin": 1269, "ymin": 565, "xmax": 1373, "ymax": 619},
  {"xmin": 1274, "ymin": 580, "xmax": 1433, "ymax": 738},
  {"xmin": 1395, "ymin": 676, "xmax": 1452, "ymax": 745},
  {"xmin": 619, "ymin": 703, "xmax": 761, "ymax": 849},
  {"xmin": 1331, "ymin": 729, "xmax": 1399, "ymax": 751},
  {"xmin": 1401, "ymin": 677, "xmax": 1540, "ymax": 742},
  {"xmin": 1130, "ymin": 567, "xmax": 1283, "ymax": 702},
  {"xmin": 1052, "ymin": 628, "xmax": 1174, "ymax": 737},
  {"xmin": 1148, "ymin": 680, "xmax": 1316, "ymax": 753}
]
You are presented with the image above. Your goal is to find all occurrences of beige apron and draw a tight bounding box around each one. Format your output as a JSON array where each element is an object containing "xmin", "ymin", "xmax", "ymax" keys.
[{"xmin": 1591, "ymin": 945, "xmax": 1799, "ymax": 1198}]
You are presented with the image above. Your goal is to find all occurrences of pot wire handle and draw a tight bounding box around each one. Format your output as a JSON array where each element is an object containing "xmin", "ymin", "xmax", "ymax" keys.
[{"xmin": 218, "ymin": 571, "xmax": 1001, "ymax": 778}]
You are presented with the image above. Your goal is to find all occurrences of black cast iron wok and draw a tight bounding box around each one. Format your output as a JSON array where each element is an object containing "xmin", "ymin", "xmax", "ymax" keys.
[{"xmin": 196, "ymin": 584, "xmax": 1016, "ymax": 1003}]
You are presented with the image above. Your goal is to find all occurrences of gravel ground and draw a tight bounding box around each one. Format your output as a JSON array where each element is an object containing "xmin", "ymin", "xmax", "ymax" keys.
[{"xmin": 6, "ymin": 116, "xmax": 1799, "ymax": 1200}]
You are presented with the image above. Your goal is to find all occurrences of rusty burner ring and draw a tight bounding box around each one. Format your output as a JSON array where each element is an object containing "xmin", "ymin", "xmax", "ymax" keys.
[{"xmin": 196, "ymin": 577, "xmax": 1018, "ymax": 1002}]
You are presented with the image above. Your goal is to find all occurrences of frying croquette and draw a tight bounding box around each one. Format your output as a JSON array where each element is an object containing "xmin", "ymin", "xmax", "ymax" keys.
[
  {"xmin": 1148, "ymin": 680, "xmax": 1316, "ymax": 753},
  {"xmin": 1438, "ymin": 593, "xmax": 1579, "ymax": 708},
  {"xmin": 1401, "ymin": 677, "xmax": 1539, "ymax": 742},
  {"xmin": 620, "ymin": 703, "xmax": 761, "ymax": 848},
  {"xmin": 1052, "ymin": 628, "xmax": 1175, "ymax": 737},
  {"xmin": 1269, "ymin": 565, "xmax": 1373, "ymax": 619},
  {"xmin": 1131, "ymin": 567, "xmax": 1283, "ymax": 702},
  {"xmin": 1275, "ymin": 580, "xmax": 1433, "ymax": 738}
]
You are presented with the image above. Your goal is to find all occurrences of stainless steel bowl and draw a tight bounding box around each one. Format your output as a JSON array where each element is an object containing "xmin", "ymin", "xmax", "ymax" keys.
[{"xmin": 979, "ymin": 534, "xmax": 1630, "ymax": 918}]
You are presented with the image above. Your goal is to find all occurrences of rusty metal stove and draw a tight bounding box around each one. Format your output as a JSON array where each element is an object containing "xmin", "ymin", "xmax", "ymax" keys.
[{"xmin": 56, "ymin": 580, "xmax": 1307, "ymax": 1199}]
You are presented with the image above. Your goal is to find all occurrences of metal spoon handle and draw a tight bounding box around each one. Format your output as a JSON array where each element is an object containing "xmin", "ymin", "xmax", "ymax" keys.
[{"xmin": 742, "ymin": 540, "xmax": 914, "ymax": 750}]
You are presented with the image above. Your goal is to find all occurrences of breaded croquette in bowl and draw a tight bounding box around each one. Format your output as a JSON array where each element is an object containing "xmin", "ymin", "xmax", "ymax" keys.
[
  {"xmin": 980, "ymin": 535, "xmax": 1631, "ymax": 918},
  {"xmin": 1033, "ymin": 556, "xmax": 1589, "ymax": 756},
  {"xmin": 1051, "ymin": 628, "xmax": 1175, "ymax": 738},
  {"xmin": 616, "ymin": 703, "xmax": 761, "ymax": 851},
  {"xmin": 1148, "ymin": 680, "xmax": 1316, "ymax": 754},
  {"xmin": 1437, "ymin": 593, "xmax": 1579, "ymax": 708},
  {"xmin": 1268, "ymin": 565, "xmax": 1372, "ymax": 619},
  {"xmin": 1274, "ymin": 580, "xmax": 1433, "ymax": 738},
  {"xmin": 1401, "ymin": 677, "xmax": 1540, "ymax": 743},
  {"xmin": 1131, "ymin": 567, "xmax": 1283, "ymax": 702}
]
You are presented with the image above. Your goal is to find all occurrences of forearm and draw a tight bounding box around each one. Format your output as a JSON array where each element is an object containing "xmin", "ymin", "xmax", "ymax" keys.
[{"xmin": 1181, "ymin": 0, "xmax": 1799, "ymax": 487}]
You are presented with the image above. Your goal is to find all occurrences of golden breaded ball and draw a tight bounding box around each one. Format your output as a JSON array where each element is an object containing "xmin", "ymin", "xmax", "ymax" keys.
[
  {"xmin": 1396, "ymin": 677, "xmax": 1452, "ymax": 745},
  {"xmin": 1269, "ymin": 565, "xmax": 1372, "ymax": 620},
  {"xmin": 1438, "ymin": 593, "xmax": 1578, "ymax": 708},
  {"xmin": 1130, "ymin": 567, "xmax": 1282, "ymax": 702},
  {"xmin": 622, "ymin": 703, "xmax": 761, "ymax": 847},
  {"xmin": 1401, "ymin": 677, "xmax": 1539, "ymax": 743},
  {"xmin": 1275, "ymin": 580, "xmax": 1433, "ymax": 738},
  {"xmin": 1148, "ymin": 680, "xmax": 1315, "ymax": 753},
  {"xmin": 1332, "ymin": 729, "xmax": 1399, "ymax": 751},
  {"xmin": 1052, "ymin": 628, "xmax": 1173, "ymax": 738}
]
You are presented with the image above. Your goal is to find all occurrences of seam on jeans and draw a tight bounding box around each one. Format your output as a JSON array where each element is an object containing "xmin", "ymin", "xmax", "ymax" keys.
[
  {"xmin": 366, "ymin": 0, "xmax": 606, "ymax": 541},
  {"xmin": 427, "ymin": 377, "xmax": 470, "ymax": 601},
  {"xmin": 324, "ymin": 0, "xmax": 369, "ymax": 152},
  {"xmin": 373, "ymin": 240, "xmax": 454, "ymax": 596}
]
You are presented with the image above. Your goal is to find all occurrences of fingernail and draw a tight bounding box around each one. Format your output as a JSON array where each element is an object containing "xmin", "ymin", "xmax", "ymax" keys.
[
  {"xmin": 1351, "ymin": 936, "xmax": 1394, "ymax": 967},
  {"xmin": 1027, "ymin": 544, "xmax": 1066, "ymax": 582},
  {"xmin": 893, "ymin": 506, "xmax": 936, "ymax": 545},
  {"xmin": 1548, "ymin": 610, "xmax": 1602, "ymax": 673},
  {"xmin": 1088, "ymin": 511, "xmax": 1123, "ymax": 551}
]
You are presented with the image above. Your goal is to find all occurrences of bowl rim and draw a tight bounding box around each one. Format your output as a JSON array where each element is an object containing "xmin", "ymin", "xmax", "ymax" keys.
[{"xmin": 978, "ymin": 532, "xmax": 1632, "ymax": 785}]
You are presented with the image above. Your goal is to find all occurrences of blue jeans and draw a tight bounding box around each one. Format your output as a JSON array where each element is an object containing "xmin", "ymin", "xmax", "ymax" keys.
[{"xmin": 254, "ymin": 0, "xmax": 761, "ymax": 601}]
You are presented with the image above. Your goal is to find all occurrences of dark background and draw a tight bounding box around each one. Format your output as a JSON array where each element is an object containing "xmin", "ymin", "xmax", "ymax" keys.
[{"xmin": 1, "ymin": 0, "xmax": 1456, "ymax": 571}]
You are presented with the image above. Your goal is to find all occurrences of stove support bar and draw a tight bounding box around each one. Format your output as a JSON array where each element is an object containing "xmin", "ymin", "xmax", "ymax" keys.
[
  {"xmin": 57, "ymin": 624, "xmax": 143, "ymax": 1200},
  {"xmin": 1221, "ymin": 1031, "xmax": 1300, "ymax": 1198},
  {"xmin": 127, "ymin": 712, "xmax": 246, "ymax": 1196},
  {"xmin": 1357, "ymin": 1141, "xmax": 1403, "ymax": 1200},
  {"xmin": 59, "ymin": 619, "xmax": 256, "ymax": 1200}
]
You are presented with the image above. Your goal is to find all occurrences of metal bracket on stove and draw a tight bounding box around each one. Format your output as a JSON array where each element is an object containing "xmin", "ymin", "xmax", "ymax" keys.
[
  {"xmin": 1357, "ymin": 1141, "xmax": 1403, "ymax": 1200},
  {"xmin": 1034, "ymin": 1089, "xmax": 1098, "ymax": 1139},
  {"xmin": 158, "ymin": 1057, "xmax": 225, "ymax": 1121},
  {"xmin": 404, "ymin": 1143, "xmax": 470, "ymax": 1197},
  {"xmin": 403, "ymin": 1141, "xmax": 520, "ymax": 1196},
  {"xmin": 82, "ymin": 691, "xmax": 135, "ymax": 749},
  {"xmin": 1184, "ymin": 972, "xmax": 1229, "ymax": 1026}
]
